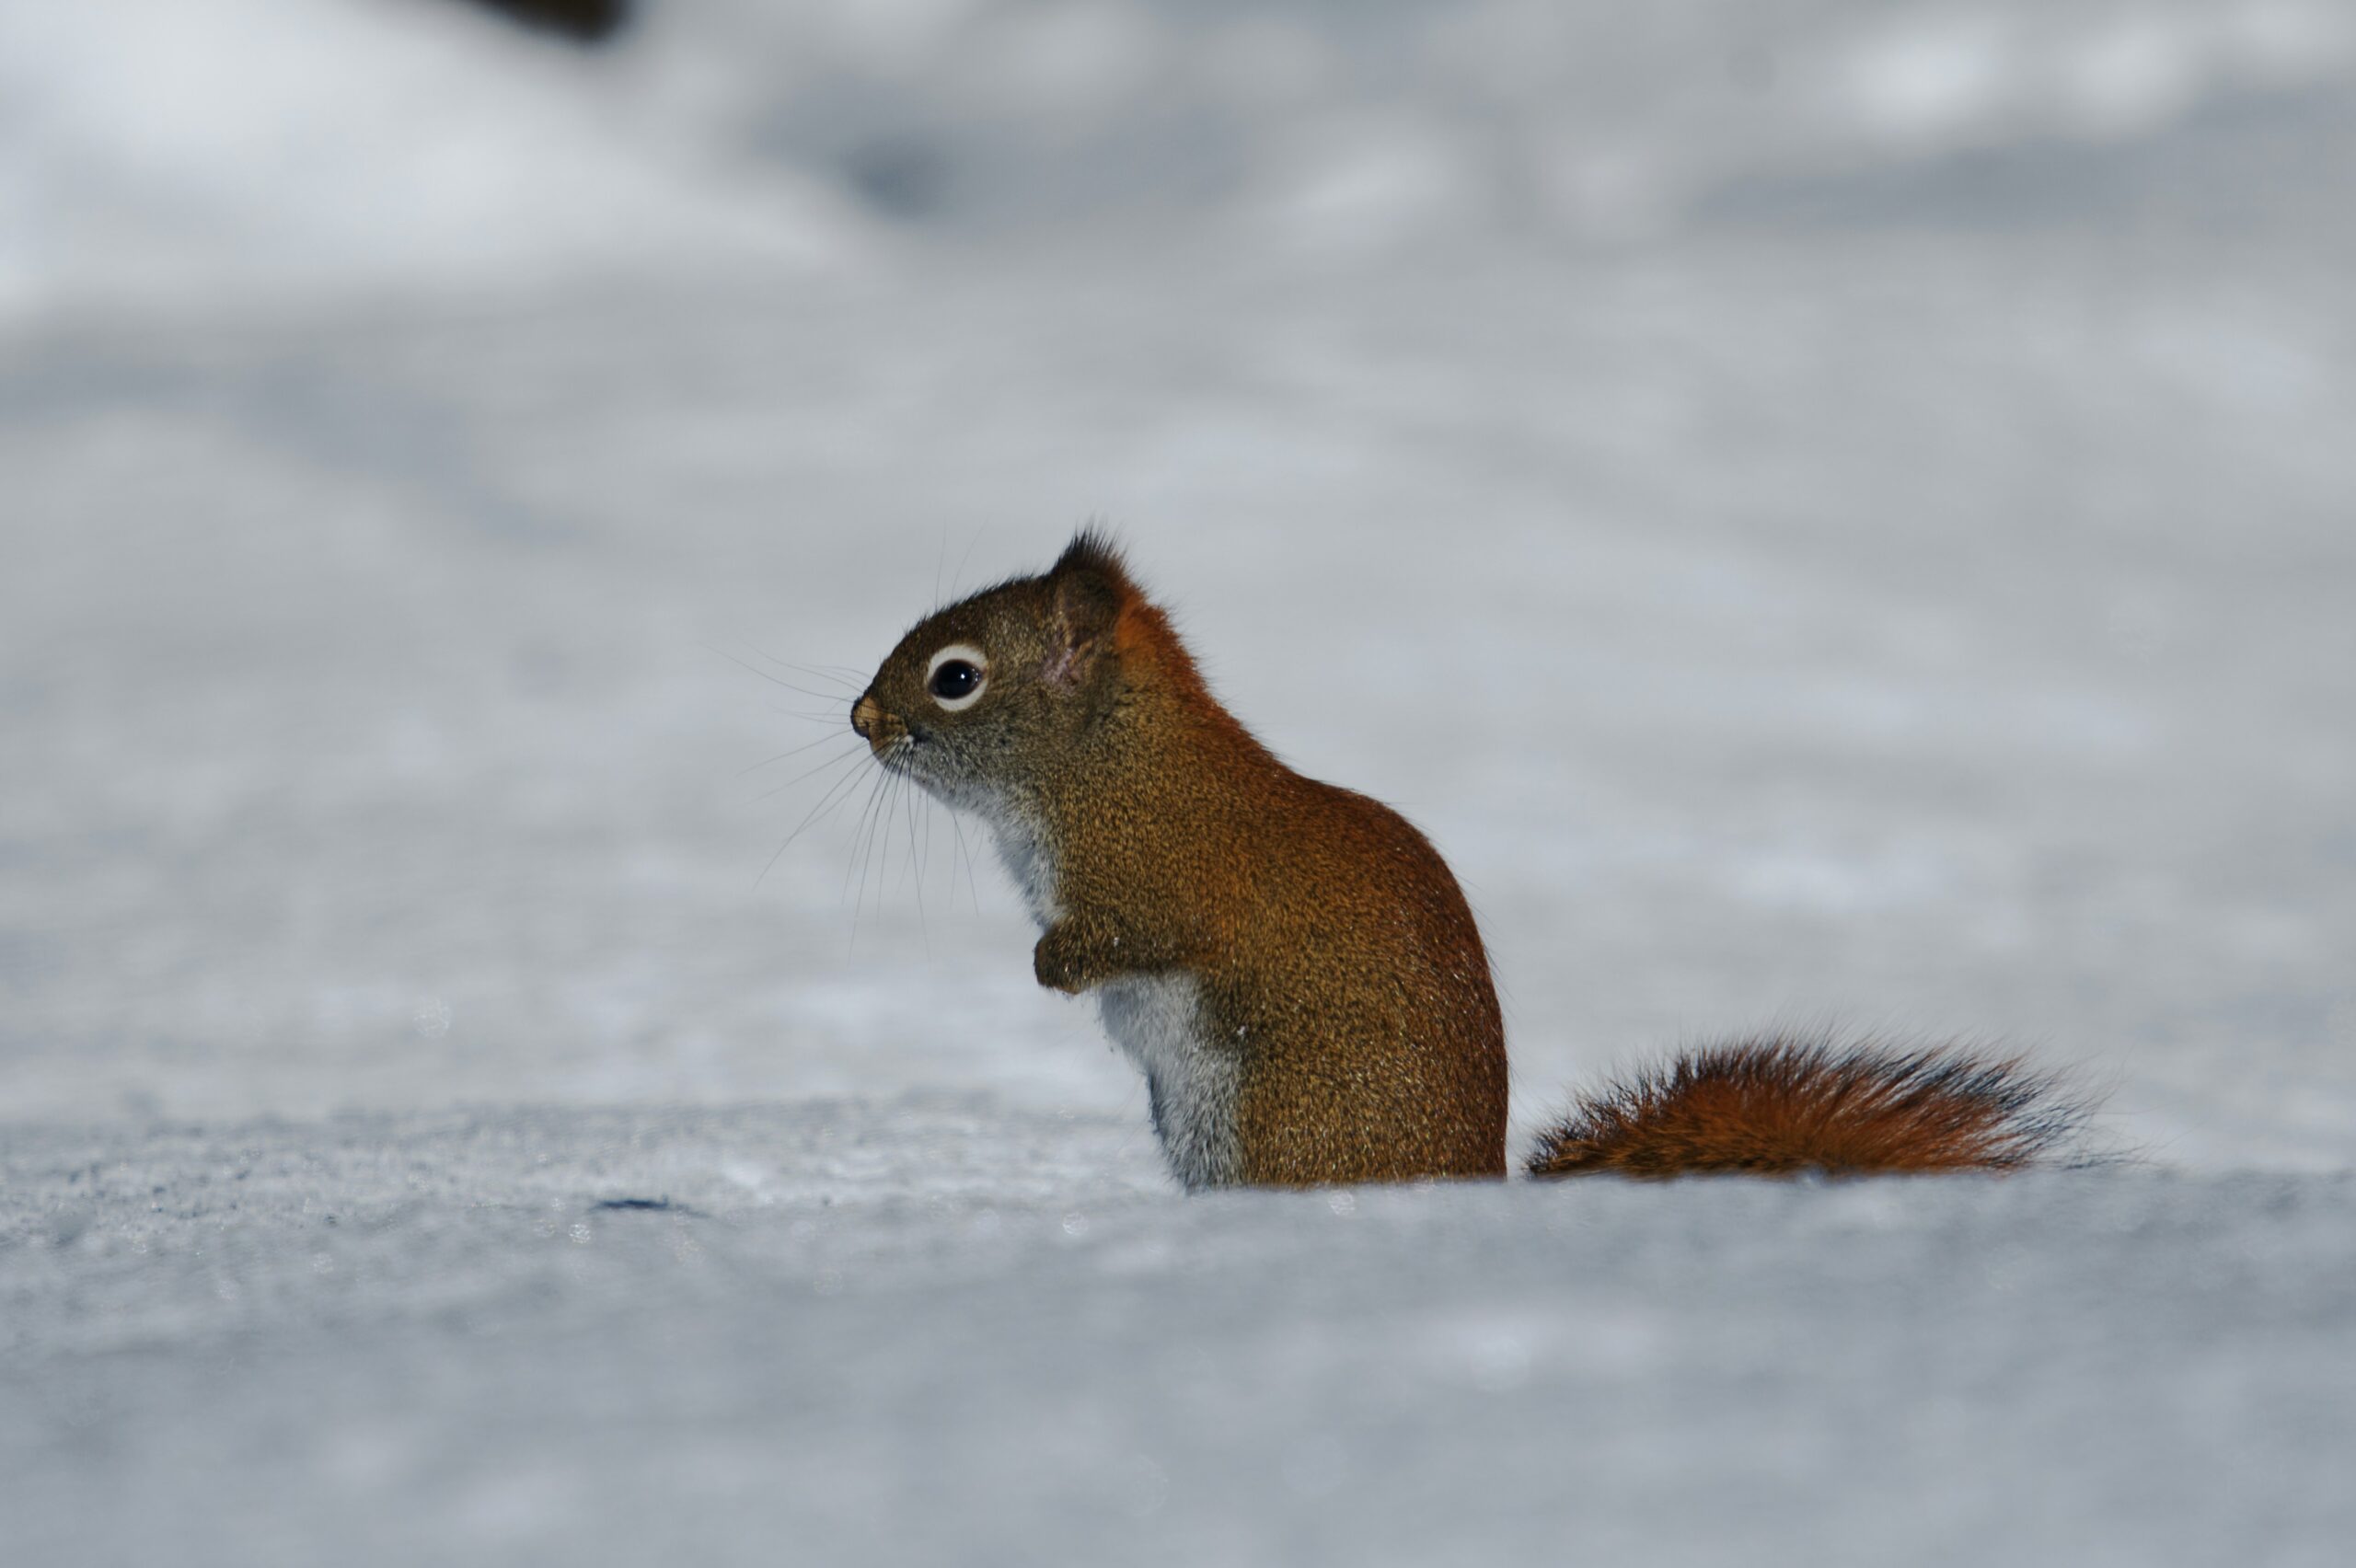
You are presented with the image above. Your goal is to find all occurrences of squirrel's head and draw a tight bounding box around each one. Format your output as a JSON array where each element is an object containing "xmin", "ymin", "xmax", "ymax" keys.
[{"xmin": 851, "ymin": 529, "xmax": 1147, "ymax": 812}]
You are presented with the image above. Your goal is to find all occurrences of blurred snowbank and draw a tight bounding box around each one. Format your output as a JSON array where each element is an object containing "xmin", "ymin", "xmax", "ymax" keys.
[
  {"xmin": 0, "ymin": 0, "xmax": 866, "ymax": 320},
  {"xmin": 7, "ymin": 0, "xmax": 2355, "ymax": 321},
  {"xmin": 645, "ymin": 0, "xmax": 2356, "ymax": 245}
]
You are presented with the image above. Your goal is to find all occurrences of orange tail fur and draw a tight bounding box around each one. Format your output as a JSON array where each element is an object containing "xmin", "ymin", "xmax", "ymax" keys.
[{"xmin": 1527, "ymin": 1035, "xmax": 2090, "ymax": 1179}]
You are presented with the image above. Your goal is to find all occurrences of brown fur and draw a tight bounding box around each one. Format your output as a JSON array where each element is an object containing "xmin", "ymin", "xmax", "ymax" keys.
[
  {"xmin": 1028, "ymin": 536, "xmax": 1507, "ymax": 1183},
  {"xmin": 856, "ymin": 531, "xmax": 1506, "ymax": 1186},
  {"xmin": 855, "ymin": 533, "xmax": 2088, "ymax": 1189},
  {"xmin": 1527, "ymin": 1036, "xmax": 2085, "ymax": 1179}
]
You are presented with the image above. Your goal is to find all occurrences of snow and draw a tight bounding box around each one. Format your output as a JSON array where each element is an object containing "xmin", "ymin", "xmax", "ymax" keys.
[
  {"xmin": 3, "ymin": 1, "xmax": 2353, "ymax": 1562},
  {"xmin": 5, "ymin": 1111, "xmax": 2352, "ymax": 1564},
  {"xmin": 0, "ymin": 2, "xmax": 867, "ymax": 319}
]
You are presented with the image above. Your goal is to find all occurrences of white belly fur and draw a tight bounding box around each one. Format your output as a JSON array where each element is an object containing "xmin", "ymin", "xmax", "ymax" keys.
[
  {"xmin": 1096, "ymin": 974, "xmax": 1240, "ymax": 1191},
  {"xmin": 982, "ymin": 804, "xmax": 1060, "ymax": 927},
  {"xmin": 977, "ymin": 802, "xmax": 1237, "ymax": 1188}
]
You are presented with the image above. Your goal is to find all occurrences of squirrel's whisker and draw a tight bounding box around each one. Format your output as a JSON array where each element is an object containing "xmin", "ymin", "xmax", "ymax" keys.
[
  {"xmin": 765, "ymin": 700, "xmax": 853, "ymax": 726},
  {"xmin": 949, "ymin": 528, "xmax": 987, "ymax": 606},
  {"xmin": 737, "ymin": 730, "xmax": 860, "ymax": 778},
  {"xmin": 705, "ymin": 642, "xmax": 862, "ymax": 703},
  {"xmin": 751, "ymin": 653, "xmax": 864, "ymax": 691},
  {"xmin": 896, "ymin": 767, "xmax": 930, "ymax": 957},
  {"xmin": 945, "ymin": 805, "xmax": 981, "ymax": 916},
  {"xmin": 751, "ymin": 743, "xmax": 864, "ymax": 801},
  {"xmin": 750, "ymin": 742, "xmax": 867, "ymax": 804},
  {"xmin": 841, "ymin": 766, "xmax": 890, "ymax": 907},
  {"xmin": 754, "ymin": 749, "xmax": 875, "ymax": 892},
  {"xmin": 864, "ymin": 764, "xmax": 911, "ymax": 954}
]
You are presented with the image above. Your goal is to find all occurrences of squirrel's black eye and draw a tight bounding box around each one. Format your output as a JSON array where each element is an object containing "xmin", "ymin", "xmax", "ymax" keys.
[{"xmin": 923, "ymin": 644, "xmax": 989, "ymax": 710}]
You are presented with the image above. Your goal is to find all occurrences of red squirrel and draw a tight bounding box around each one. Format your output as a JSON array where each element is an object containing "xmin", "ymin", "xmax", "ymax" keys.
[{"xmin": 849, "ymin": 532, "xmax": 2090, "ymax": 1189}]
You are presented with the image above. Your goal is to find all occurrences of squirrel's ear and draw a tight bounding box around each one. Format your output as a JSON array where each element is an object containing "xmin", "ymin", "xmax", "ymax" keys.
[{"xmin": 1044, "ymin": 568, "xmax": 1120, "ymax": 692}]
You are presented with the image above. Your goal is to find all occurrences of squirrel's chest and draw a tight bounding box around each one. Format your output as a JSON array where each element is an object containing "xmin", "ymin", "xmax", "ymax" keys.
[
  {"xmin": 1097, "ymin": 974, "xmax": 1240, "ymax": 1191},
  {"xmin": 978, "ymin": 807, "xmax": 1240, "ymax": 1188},
  {"xmin": 985, "ymin": 808, "xmax": 1061, "ymax": 926}
]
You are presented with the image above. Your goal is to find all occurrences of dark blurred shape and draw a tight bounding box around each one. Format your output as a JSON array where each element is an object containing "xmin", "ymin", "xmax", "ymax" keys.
[
  {"xmin": 844, "ymin": 135, "xmax": 952, "ymax": 220},
  {"xmin": 457, "ymin": 0, "xmax": 630, "ymax": 45}
]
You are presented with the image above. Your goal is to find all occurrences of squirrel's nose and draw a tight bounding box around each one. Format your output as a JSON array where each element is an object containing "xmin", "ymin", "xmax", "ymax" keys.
[{"xmin": 851, "ymin": 694, "xmax": 881, "ymax": 740}]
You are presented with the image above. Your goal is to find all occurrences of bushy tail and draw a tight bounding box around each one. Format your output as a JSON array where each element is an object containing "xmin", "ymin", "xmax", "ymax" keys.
[{"xmin": 1528, "ymin": 1034, "xmax": 2092, "ymax": 1179}]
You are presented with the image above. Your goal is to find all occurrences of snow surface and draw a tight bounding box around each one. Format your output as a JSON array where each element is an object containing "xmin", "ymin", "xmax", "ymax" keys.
[
  {"xmin": 6, "ymin": 1109, "xmax": 2353, "ymax": 1566},
  {"xmin": 4, "ymin": 1, "xmax": 2354, "ymax": 1562}
]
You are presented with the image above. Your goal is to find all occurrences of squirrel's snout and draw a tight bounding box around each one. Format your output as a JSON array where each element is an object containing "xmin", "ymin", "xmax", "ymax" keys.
[{"xmin": 850, "ymin": 694, "xmax": 882, "ymax": 741}]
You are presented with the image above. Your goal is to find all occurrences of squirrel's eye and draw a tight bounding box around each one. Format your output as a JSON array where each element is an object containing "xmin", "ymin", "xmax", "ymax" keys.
[{"xmin": 924, "ymin": 644, "xmax": 988, "ymax": 711}]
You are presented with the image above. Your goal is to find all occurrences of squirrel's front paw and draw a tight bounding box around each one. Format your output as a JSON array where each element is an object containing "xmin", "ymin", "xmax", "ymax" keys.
[{"xmin": 1033, "ymin": 928, "xmax": 1089, "ymax": 994}]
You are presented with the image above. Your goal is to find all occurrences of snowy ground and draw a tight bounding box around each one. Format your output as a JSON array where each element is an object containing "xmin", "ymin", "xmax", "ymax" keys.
[
  {"xmin": 6, "ymin": 1110, "xmax": 2353, "ymax": 1566},
  {"xmin": 5, "ymin": 1, "xmax": 2354, "ymax": 1562}
]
